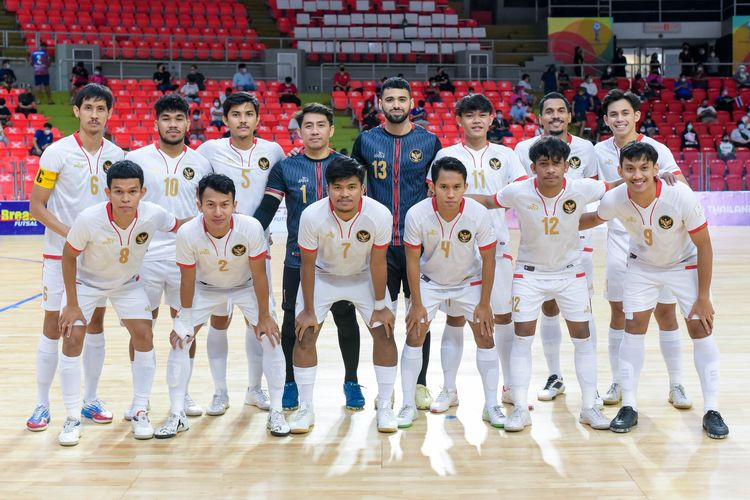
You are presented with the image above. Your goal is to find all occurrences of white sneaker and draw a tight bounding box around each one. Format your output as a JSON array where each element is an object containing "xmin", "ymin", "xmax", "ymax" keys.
[
  {"xmin": 377, "ymin": 405, "xmax": 398, "ymax": 433},
  {"xmin": 415, "ymin": 384, "xmax": 432, "ymax": 410},
  {"xmin": 430, "ymin": 388, "xmax": 459, "ymax": 413},
  {"xmin": 131, "ymin": 411, "xmax": 154, "ymax": 440},
  {"xmin": 267, "ymin": 409, "xmax": 290, "ymax": 437},
  {"xmin": 244, "ymin": 387, "xmax": 270, "ymax": 411},
  {"xmin": 123, "ymin": 400, "xmax": 151, "ymax": 421},
  {"xmin": 154, "ymin": 412, "xmax": 190, "ymax": 439},
  {"xmin": 579, "ymin": 407, "xmax": 610, "ymax": 430},
  {"xmin": 58, "ymin": 417, "xmax": 82, "ymax": 446},
  {"xmin": 289, "ymin": 403, "xmax": 315, "ymax": 434},
  {"xmin": 373, "ymin": 391, "xmax": 395, "ymax": 410},
  {"xmin": 668, "ymin": 384, "xmax": 693, "ymax": 410},
  {"xmin": 184, "ymin": 394, "xmax": 203, "ymax": 417},
  {"xmin": 537, "ymin": 374, "xmax": 565, "ymax": 401},
  {"xmin": 603, "ymin": 383, "xmax": 622, "ymax": 405},
  {"xmin": 504, "ymin": 407, "xmax": 532, "ymax": 432},
  {"xmin": 396, "ymin": 405, "xmax": 417, "ymax": 429},
  {"xmin": 595, "ymin": 391, "xmax": 604, "ymax": 410},
  {"xmin": 482, "ymin": 405, "xmax": 506, "ymax": 428},
  {"xmin": 206, "ymin": 393, "xmax": 230, "ymax": 416},
  {"xmin": 501, "ymin": 385, "xmax": 514, "ymax": 405}
]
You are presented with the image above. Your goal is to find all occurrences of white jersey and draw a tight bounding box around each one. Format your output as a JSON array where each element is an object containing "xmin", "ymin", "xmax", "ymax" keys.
[
  {"xmin": 597, "ymin": 180, "xmax": 707, "ymax": 269},
  {"xmin": 297, "ymin": 196, "xmax": 392, "ymax": 276},
  {"xmin": 37, "ymin": 133, "xmax": 124, "ymax": 257},
  {"xmin": 175, "ymin": 214, "xmax": 267, "ymax": 289},
  {"xmin": 196, "ymin": 137, "xmax": 284, "ymax": 216},
  {"xmin": 432, "ymin": 142, "xmax": 527, "ymax": 257},
  {"xmin": 496, "ymin": 178, "xmax": 606, "ymax": 276},
  {"xmin": 515, "ymin": 134, "xmax": 597, "ymax": 180},
  {"xmin": 66, "ymin": 201, "xmax": 177, "ymax": 290},
  {"xmin": 404, "ymin": 197, "xmax": 496, "ymax": 287},
  {"xmin": 126, "ymin": 143, "xmax": 212, "ymax": 262}
]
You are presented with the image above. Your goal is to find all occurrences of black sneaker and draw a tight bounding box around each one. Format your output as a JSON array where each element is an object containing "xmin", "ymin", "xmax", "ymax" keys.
[
  {"xmin": 537, "ymin": 374, "xmax": 565, "ymax": 401},
  {"xmin": 702, "ymin": 410, "xmax": 729, "ymax": 439},
  {"xmin": 610, "ymin": 405, "xmax": 638, "ymax": 433}
]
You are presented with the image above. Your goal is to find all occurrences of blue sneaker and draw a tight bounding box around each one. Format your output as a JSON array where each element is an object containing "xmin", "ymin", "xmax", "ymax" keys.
[
  {"xmin": 282, "ymin": 381, "xmax": 299, "ymax": 411},
  {"xmin": 81, "ymin": 399, "xmax": 113, "ymax": 424},
  {"xmin": 343, "ymin": 381, "xmax": 365, "ymax": 411},
  {"xmin": 27, "ymin": 404, "xmax": 51, "ymax": 432}
]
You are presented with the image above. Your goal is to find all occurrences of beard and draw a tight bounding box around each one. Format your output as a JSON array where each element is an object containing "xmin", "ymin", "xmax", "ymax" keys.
[
  {"xmin": 159, "ymin": 132, "xmax": 185, "ymax": 146},
  {"xmin": 384, "ymin": 110, "xmax": 408, "ymax": 124},
  {"xmin": 546, "ymin": 125, "xmax": 566, "ymax": 136}
]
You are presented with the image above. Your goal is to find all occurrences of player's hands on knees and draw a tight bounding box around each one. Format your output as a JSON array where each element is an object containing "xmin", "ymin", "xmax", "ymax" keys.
[
  {"xmin": 473, "ymin": 303, "xmax": 494, "ymax": 337},
  {"xmin": 405, "ymin": 303, "xmax": 428, "ymax": 337},
  {"xmin": 370, "ymin": 307, "xmax": 395, "ymax": 338},
  {"xmin": 689, "ymin": 297, "xmax": 715, "ymax": 334},
  {"xmin": 255, "ymin": 313, "xmax": 281, "ymax": 347},
  {"xmin": 295, "ymin": 309, "xmax": 319, "ymax": 341},
  {"xmin": 58, "ymin": 306, "xmax": 86, "ymax": 338}
]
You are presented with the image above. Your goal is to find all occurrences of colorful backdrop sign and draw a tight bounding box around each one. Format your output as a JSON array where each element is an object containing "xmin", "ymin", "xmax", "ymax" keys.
[
  {"xmin": 548, "ymin": 17, "xmax": 614, "ymax": 67},
  {"xmin": 0, "ymin": 200, "xmax": 44, "ymax": 235},
  {"xmin": 732, "ymin": 16, "xmax": 750, "ymax": 65}
]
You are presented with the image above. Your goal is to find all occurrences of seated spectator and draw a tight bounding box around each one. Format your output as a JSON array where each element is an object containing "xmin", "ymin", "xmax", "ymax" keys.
[
  {"xmin": 333, "ymin": 65, "xmax": 351, "ymax": 92},
  {"xmin": 557, "ymin": 67, "xmax": 572, "ymax": 92},
  {"xmin": 487, "ymin": 110, "xmax": 513, "ymax": 143},
  {"xmin": 594, "ymin": 115, "xmax": 610, "ymax": 141},
  {"xmin": 517, "ymin": 86, "xmax": 535, "ymax": 107},
  {"xmin": 89, "ymin": 66, "xmax": 108, "ymax": 86},
  {"xmin": 640, "ymin": 112, "xmax": 659, "ymax": 136},
  {"xmin": 680, "ymin": 122, "xmax": 699, "ymax": 149},
  {"xmin": 187, "ymin": 64, "xmax": 206, "ymax": 91},
  {"xmin": 735, "ymin": 64, "xmax": 750, "ymax": 88},
  {"xmin": 278, "ymin": 77, "xmax": 301, "ymax": 106},
  {"xmin": 0, "ymin": 60, "xmax": 17, "ymax": 91},
  {"xmin": 232, "ymin": 63, "xmax": 256, "ymax": 91},
  {"xmin": 15, "ymin": 84, "xmax": 37, "ymax": 117},
  {"xmin": 0, "ymin": 123, "xmax": 7, "ymax": 147},
  {"xmin": 674, "ymin": 74, "xmax": 693, "ymax": 100},
  {"xmin": 510, "ymin": 98, "xmax": 527, "ymax": 124},
  {"xmin": 717, "ymin": 134, "xmax": 736, "ymax": 161},
  {"xmin": 220, "ymin": 87, "xmax": 232, "ymax": 105},
  {"xmin": 715, "ymin": 88, "xmax": 734, "ymax": 113},
  {"xmin": 425, "ymin": 78, "xmax": 441, "ymax": 104},
  {"xmin": 288, "ymin": 115, "xmax": 301, "ymax": 142},
  {"xmin": 600, "ymin": 66, "xmax": 618, "ymax": 89},
  {"xmin": 189, "ymin": 110, "xmax": 206, "ymax": 142},
  {"xmin": 409, "ymin": 100, "xmax": 429, "ymax": 127},
  {"xmin": 572, "ymin": 86, "xmax": 590, "ymax": 129},
  {"xmin": 730, "ymin": 121, "xmax": 750, "ymax": 146},
  {"xmin": 180, "ymin": 75, "xmax": 201, "ymax": 104},
  {"xmin": 692, "ymin": 64, "xmax": 709, "ymax": 90},
  {"xmin": 646, "ymin": 69, "xmax": 664, "ymax": 90},
  {"xmin": 153, "ymin": 63, "xmax": 177, "ymax": 92},
  {"xmin": 581, "ymin": 75, "xmax": 598, "ymax": 97},
  {"xmin": 515, "ymin": 73, "xmax": 533, "ymax": 95},
  {"xmin": 360, "ymin": 100, "xmax": 380, "ymax": 131},
  {"xmin": 0, "ymin": 97, "xmax": 10, "ymax": 125},
  {"xmin": 630, "ymin": 73, "xmax": 648, "ymax": 99},
  {"xmin": 433, "ymin": 67, "xmax": 455, "ymax": 93},
  {"xmin": 31, "ymin": 122, "xmax": 54, "ymax": 156},
  {"xmin": 70, "ymin": 62, "xmax": 89, "ymax": 98},
  {"xmin": 697, "ymin": 99, "xmax": 718, "ymax": 124},
  {"xmin": 209, "ymin": 98, "xmax": 223, "ymax": 128}
]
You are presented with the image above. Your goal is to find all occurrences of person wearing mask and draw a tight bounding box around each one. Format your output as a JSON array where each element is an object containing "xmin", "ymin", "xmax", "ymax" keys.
[
  {"xmin": 31, "ymin": 122, "xmax": 54, "ymax": 156},
  {"xmin": 679, "ymin": 44, "xmax": 694, "ymax": 76},
  {"xmin": 510, "ymin": 98, "xmax": 527, "ymax": 124},
  {"xmin": 572, "ymin": 86, "xmax": 590, "ymax": 129},
  {"xmin": 15, "ymin": 84, "xmax": 37, "ymax": 117},
  {"xmin": 581, "ymin": 74, "xmax": 598, "ymax": 97},
  {"xmin": 612, "ymin": 48, "xmax": 627, "ymax": 77},
  {"xmin": 180, "ymin": 75, "xmax": 201, "ymax": 104},
  {"xmin": 424, "ymin": 77, "xmax": 441, "ymax": 104},
  {"xmin": 697, "ymin": 99, "xmax": 718, "ymax": 124},
  {"xmin": 717, "ymin": 134, "xmax": 736, "ymax": 161},
  {"xmin": 680, "ymin": 122, "xmax": 699, "ymax": 149},
  {"xmin": 0, "ymin": 60, "xmax": 17, "ymax": 91},
  {"xmin": 153, "ymin": 63, "xmax": 177, "ymax": 92},
  {"xmin": 706, "ymin": 49, "xmax": 720, "ymax": 76},
  {"xmin": 516, "ymin": 73, "xmax": 533, "ymax": 94},
  {"xmin": 573, "ymin": 47, "xmax": 584, "ymax": 77},
  {"xmin": 187, "ymin": 64, "xmax": 206, "ymax": 91},
  {"xmin": 730, "ymin": 121, "xmax": 750, "ymax": 147},
  {"xmin": 189, "ymin": 110, "xmax": 207, "ymax": 142},
  {"xmin": 409, "ymin": 100, "xmax": 429, "ymax": 127},
  {"xmin": 715, "ymin": 88, "xmax": 734, "ymax": 113},
  {"xmin": 541, "ymin": 64, "xmax": 558, "ymax": 94},
  {"xmin": 278, "ymin": 77, "xmax": 301, "ymax": 106},
  {"xmin": 333, "ymin": 65, "xmax": 351, "ymax": 92},
  {"xmin": 600, "ymin": 66, "xmax": 618, "ymax": 89},
  {"xmin": 209, "ymin": 98, "xmax": 223, "ymax": 128},
  {"xmin": 89, "ymin": 66, "xmax": 108, "ymax": 86},
  {"xmin": 232, "ymin": 64, "xmax": 256, "ymax": 91},
  {"xmin": 674, "ymin": 74, "xmax": 693, "ymax": 101},
  {"xmin": 692, "ymin": 64, "xmax": 708, "ymax": 90},
  {"xmin": 557, "ymin": 67, "xmax": 572, "ymax": 91},
  {"xmin": 735, "ymin": 64, "xmax": 750, "ymax": 88},
  {"xmin": 640, "ymin": 112, "xmax": 659, "ymax": 136}
]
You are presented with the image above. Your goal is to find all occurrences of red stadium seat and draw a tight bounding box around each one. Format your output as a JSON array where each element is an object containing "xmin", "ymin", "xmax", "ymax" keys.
[
  {"xmin": 726, "ymin": 174, "xmax": 744, "ymax": 191},
  {"xmin": 709, "ymin": 175, "xmax": 726, "ymax": 191}
]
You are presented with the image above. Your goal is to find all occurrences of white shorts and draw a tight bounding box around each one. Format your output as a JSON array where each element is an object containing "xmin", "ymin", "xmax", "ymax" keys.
[
  {"xmin": 42, "ymin": 258, "xmax": 106, "ymax": 312},
  {"xmin": 511, "ymin": 271, "xmax": 591, "ymax": 323},
  {"xmin": 60, "ymin": 277, "xmax": 152, "ymax": 323},
  {"xmin": 140, "ymin": 259, "xmax": 180, "ymax": 311},
  {"xmin": 443, "ymin": 255, "xmax": 512, "ymax": 316},
  {"xmin": 193, "ymin": 285, "xmax": 259, "ymax": 327},
  {"xmin": 420, "ymin": 278, "xmax": 483, "ymax": 322},
  {"xmin": 295, "ymin": 272, "xmax": 389, "ymax": 325},
  {"xmin": 605, "ymin": 229, "xmax": 676, "ymax": 304},
  {"xmin": 623, "ymin": 263, "xmax": 706, "ymax": 319}
]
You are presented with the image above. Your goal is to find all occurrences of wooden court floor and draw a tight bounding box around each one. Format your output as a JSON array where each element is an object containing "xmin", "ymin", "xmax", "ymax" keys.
[{"xmin": 0, "ymin": 228, "xmax": 748, "ymax": 499}]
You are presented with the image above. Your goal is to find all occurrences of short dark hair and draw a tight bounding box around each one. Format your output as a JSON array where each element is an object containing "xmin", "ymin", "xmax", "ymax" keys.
[
  {"xmin": 1, "ymin": 60, "xmax": 8, "ymax": 65},
  {"xmin": 187, "ymin": 74, "xmax": 196, "ymax": 83},
  {"xmin": 294, "ymin": 102, "xmax": 334, "ymax": 126},
  {"xmin": 431, "ymin": 156, "xmax": 467, "ymax": 182},
  {"xmin": 529, "ymin": 136, "xmax": 571, "ymax": 164},
  {"xmin": 417, "ymin": 100, "xmax": 426, "ymax": 107},
  {"xmin": 43, "ymin": 122, "xmax": 52, "ymax": 128},
  {"xmin": 455, "ymin": 93, "xmax": 494, "ymax": 116},
  {"xmin": 222, "ymin": 91, "xmax": 259, "ymax": 117},
  {"xmin": 154, "ymin": 93, "xmax": 189, "ymax": 118},
  {"xmin": 381, "ymin": 77, "xmax": 411, "ymax": 96},
  {"xmin": 602, "ymin": 89, "xmax": 641, "ymax": 115},
  {"xmin": 73, "ymin": 83, "xmax": 114, "ymax": 110},
  {"xmin": 198, "ymin": 173, "xmax": 236, "ymax": 201},
  {"xmin": 539, "ymin": 92, "xmax": 572, "ymax": 114},
  {"xmin": 619, "ymin": 141, "xmax": 658, "ymax": 166},
  {"xmin": 284, "ymin": 76, "xmax": 292, "ymax": 83},
  {"xmin": 238, "ymin": 63, "xmax": 246, "ymax": 69},
  {"xmin": 522, "ymin": 73, "xmax": 530, "ymax": 80},
  {"xmin": 106, "ymin": 160, "xmax": 143, "ymax": 188},
  {"xmin": 325, "ymin": 156, "xmax": 365, "ymax": 185},
  {"xmin": 0, "ymin": 97, "xmax": 5, "ymax": 105}
]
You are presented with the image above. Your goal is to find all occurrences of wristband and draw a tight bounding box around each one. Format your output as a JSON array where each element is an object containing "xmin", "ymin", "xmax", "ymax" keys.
[{"xmin": 374, "ymin": 299, "xmax": 386, "ymax": 310}]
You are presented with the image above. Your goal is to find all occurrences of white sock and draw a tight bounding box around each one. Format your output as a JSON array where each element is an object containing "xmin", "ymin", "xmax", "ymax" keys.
[
  {"xmin": 608, "ymin": 328, "xmax": 624, "ymax": 383},
  {"xmin": 59, "ymin": 353, "xmax": 81, "ymax": 419},
  {"xmin": 494, "ymin": 323, "xmax": 514, "ymax": 388},
  {"xmin": 440, "ymin": 324, "xmax": 464, "ymax": 391},
  {"xmin": 167, "ymin": 344, "xmax": 190, "ymax": 414},
  {"xmin": 82, "ymin": 332, "xmax": 105, "ymax": 403},
  {"xmin": 693, "ymin": 336, "xmax": 720, "ymax": 412},
  {"xmin": 207, "ymin": 327, "xmax": 229, "ymax": 395},
  {"xmin": 588, "ymin": 315, "xmax": 597, "ymax": 350},
  {"xmin": 132, "ymin": 349, "xmax": 156, "ymax": 413},
  {"xmin": 510, "ymin": 335, "xmax": 534, "ymax": 411},
  {"xmin": 572, "ymin": 337, "xmax": 597, "ymax": 409},
  {"xmin": 619, "ymin": 333, "xmax": 645, "ymax": 410},
  {"xmin": 293, "ymin": 365, "xmax": 316, "ymax": 407},
  {"xmin": 374, "ymin": 364, "xmax": 397, "ymax": 409},
  {"xmin": 400, "ymin": 344, "xmax": 423, "ymax": 408},
  {"xmin": 659, "ymin": 329, "xmax": 683, "ymax": 386},
  {"xmin": 540, "ymin": 314, "xmax": 562, "ymax": 377},
  {"xmin": 187, "ymin": 357, "xmax": 195, "ymax": 392},
  {"xmin": 36, "ymin": 335, "xmax": 59, "ymax": 407},
  {"xmin": 245, "ymin": 325, "xmax": 264, "ymax": 391},
  {"xmin": 261, "ymin": 336, "xmax": 285, "ymax": 412},
  {"xmin": 476, "ymin": 347, "xmax": 499, "ymax": 409}
]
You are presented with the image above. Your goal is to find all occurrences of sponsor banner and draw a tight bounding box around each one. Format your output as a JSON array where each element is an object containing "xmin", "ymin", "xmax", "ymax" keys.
[
  {"xmin": 732, "ymin": 16, "xmax": 750, "ymax": 65},
  {"xmin": 0, "ymin": 200, "xmax": 45, "ymax": 235},
  {"xmin": 696, "ymin": 191, "xmax": 750, "ymax": 226},
  {"xmin": 548, "ymin": 17, "xmax": 614, "ymax": 66}
]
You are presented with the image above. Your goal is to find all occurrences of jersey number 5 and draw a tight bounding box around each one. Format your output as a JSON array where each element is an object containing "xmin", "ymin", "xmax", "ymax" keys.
[
  {"xmin": 241, "ymin": 170, "xmax": 251, "ymax": 188},
  {"xmin": 371, "ymin": 160, "xmax": 387, "ymax": 180}
]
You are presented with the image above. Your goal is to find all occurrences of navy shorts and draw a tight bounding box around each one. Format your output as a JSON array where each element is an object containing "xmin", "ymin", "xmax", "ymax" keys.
[{"xmin": 34, "ymin": 74, "xmax": 49, "ymax": 86}]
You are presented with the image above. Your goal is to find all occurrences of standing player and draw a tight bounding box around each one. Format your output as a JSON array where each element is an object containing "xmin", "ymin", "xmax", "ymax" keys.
[
  {"xmin": 427, "ymin": 94, "xmax": 527, "ymax": 413},
  {"xmin": 514, "ymin": 92, "xmax": 598, "ymax": 403},
  {"xmin": 291, "ymin": 157, "xmax": 398, "ymax": 433},
  {"xmin": 126, "ymin": 94, "xmax": 212, "ymax": 419},
  {"xmin": 57, "ymin": 161, "xmax": 181, "ymax": 445},
  {"xmin": 399, "ymin": 156, "xmax": 502, "ymax": 429},
  {"xmin": 158, "ymin": 174, "xmax": 287, "ymax": 438},
  {"xmin": 253, "ymin": 103, "xmax": 364, "ymax": 411},
  {"xmin": 595, "ymin": 89, "xmax": 692, "ymax": 409},
  {"xmin": 196, "ymin": 92, "xmax": 285, "ymax": 415},
  {"xmin": 28, "ymin": 84, "xmax": 124, "ymax": 431},
  {"xmin": 580, "ymin": 142, "xmax": 727, "ymax": 438},
  {"xmin": 351, "ymin": 77, "xmax": 442, "ymax": 410}
]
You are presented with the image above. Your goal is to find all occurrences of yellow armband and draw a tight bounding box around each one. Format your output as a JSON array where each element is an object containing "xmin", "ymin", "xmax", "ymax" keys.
[{"xmin": 34, "ymin": 168, "xmax": 58, "ymax": 189}]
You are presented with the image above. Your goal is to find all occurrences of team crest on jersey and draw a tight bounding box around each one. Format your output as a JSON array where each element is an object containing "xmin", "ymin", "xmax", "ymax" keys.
[
  {"xmin": 568, "ymin": 156, "xmax": 581, "ymax": 169},
  {"xmin": 232, "ymin": 244, "xmax": 247, "ymax": 256},
  {"xmin": 457, "ymin": 229, "xmax": 472, "ymax": 243},
  {"xmin": 356, "ymin": 230, "xmax": 371, "ymax": 243},
  {"xmin": 562, "ymin": 200, "xmax": 577, "ymax": 214},
  {"xmin": 183, "ymin": 167, "xmax": 195, "ymax": 180},
  {"xmin": 102, "ymin": 160, "xmax": 113, "ymax": 172},
  {"xmin": 135, "ymin": 232, "xmax": 149, "ymax": 244},
  {"xmin": 258, "ymin": 157, "xmax": 271, "ymax": 170},
  {"xmin": 409, "ymin": 149, "xmax": 423, "ymax": 163},
  {"xmin": 658, "ymin": 215, "xmax": 674, "ymax": 229},
  {"xmin": 489, "ymin": 158, "xmax": 502, "ymax": 170}
]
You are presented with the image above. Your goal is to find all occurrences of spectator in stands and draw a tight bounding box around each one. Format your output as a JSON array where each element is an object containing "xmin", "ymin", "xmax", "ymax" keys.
[
  {"xmin": 557, "ymin": 67, "xmax": 572, "ymax": 91},
  {"xmin": 288, "ymin": 115, "xmax": 301, "ymax": 142},
  {"xmin": 15, "ymin": 84, "xmax": 37, "ymax": 117},
  {"xmin": 0, "ymin": 98, "xmax": 10, "ymax": 125},
  {"xmin": 692, "ymin": 64, "xmax": 709, "ymax": 90},
  {"xmin": 433, "ymin": 67, "xmax": 455, "ymax": 93},
  {"xmin": 717, "ymin": 134, "xmax": 736, "ymax": 161},
  {"xmin": 541, "ymin": 64, "xmax": 558, "ymax": 94},
  {"xmin": 30, "ymin": 42, "xmax": 53, "ymax": 104},
  {"xmin": 360, "ymin": 100, "xmax": 380, "ymax": 131},
  {"xmin": 180, "ymin": 75, "xmax": 201, "ymax": 104},
  {"xmin": 333, "ymin": 65, "xmax": 351, "ymax": 92},
  {"xmin": 715, "ymin": 88, "xmax": 734, "ymax": 113},
  {"xmin": 730, "ymin": 121, "xmax": 750, "ymax": 146},
  {"xmin": 510, "ymin": 98, "xmax": 527, "ymax": 124},
  {"xmin": 425, "ymin": 78, "xmax": 441, "ymax": 104},
  {"xmin": 0, "ymin": 123, "xmax": 6, "ymax": 147},
  {"xmin": 89, "ymin": 66, "xmax": 108, "ymax": 87},
  {"xmin": 375, "ymin": 76, "xmax": 387, "ymax": 96},
  {"xmin": 631, "ymin": 72, "xmax": 647, "ymax": 98},
  {"xmin": 582, "ymin": 74, "xmax": 597, "ymax": 97},
  {"xmin": 31, "ymin": 122, "xmax": 54, "ymax": 156},
  {"xmin": 697, "ymin": 98, "xmax": 718, "ymax": 124},
  {"xmin": 516, "ymin": 73, "xmax": 533, "ymax": 95},
  {"xmin": 572, "ymin": 86, "xmax": 590, "ymax": 129},
  {"xmin": 209, "ymin": 98, "xmax": 223, "ymax": 128},
  {"xmin": 649, "ymin": 53, "xmax": 661, "ymax": 75},
  {"xmin": 594, "ymin": 114, "xmax": 610, "ymax": 141},
  {"xmin": 680, "ymin": 122, "xmax": 699, "ymax": 149},
  {"xmin": 153, "ymin": 63, "xmax": 177, "ymax": 92},
  {"xmin": 278, "ymin": 76, "xmax": 301, "ymax": 106},
  {"xmin": 232, "ymin": 63, "xmax": 256, "ymax": 91},
  {"xmin": 706, "ymin": 49, "xmax": 720, "ymax": 76},
  {"xmin": 674, "ymin": 74, "xmax": 693, "ymax": 101},
  {"xmin": 489, "ymin": 109, "xmax": 512, "ymax": 140},
  {"xmin": 735, "ymin": 64, "xmax": 750, "ymax": 88},
  {"xmin": 640, "ymin": 112, "xmax": 659, "ymax": 136},
  {"xmin": 573, "ymin": 46, "xmax": 584, "ymax": 77},
  {"xmin": 600, "ymin": 66, "xmax": 618, "ymax": 90},
  {"xmin": 70, "ymin": 62, "xmax": 89, "ymax": 99},
  {"xmin": 679, "ymin": 43, "xmax": 694, "ymax": 76},
  {"xmin": 0, "ymin": 60, "xmax": 16, "ymax": 91},
  {"xmin": 220, "ymin": 87, "xmax": 232, "ymax": 104},
  {"xmin": 612, "ymin": 48, "xmax": 627, "ymax": 77},
  {"xmin": 189, "ymin": 110, "xmax": 206, "ymax": 142},
  {"xmin": 646, "ymin": 68, "xmax": 664, "ymax": 91},
  {"xmin": 187, "ymin": 64, "xmax": 206, "ymax": 91},
  {"xmin": 409, "ymin": 100, "xmax": 429, "ymax": 127}
]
